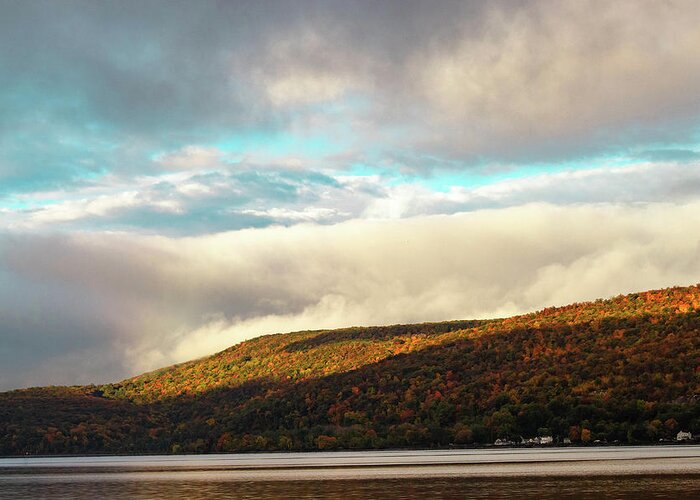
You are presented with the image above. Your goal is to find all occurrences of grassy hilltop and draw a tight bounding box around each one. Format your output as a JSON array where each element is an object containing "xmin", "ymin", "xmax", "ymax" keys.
[{"xmin": 1, "ymin": 285, "xmax": 699, "ymax": 455}]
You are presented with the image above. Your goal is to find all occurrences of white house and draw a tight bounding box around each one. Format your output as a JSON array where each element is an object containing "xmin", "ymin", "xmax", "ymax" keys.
[
  {"xmin": 677, "ymin": 431, "xmax": 693, "ymax": 441},
  {"xmin": 495, "ymin": 438, "xmax": 514, "ymax": 446},
  {"xmin": 519, "ymin": 436, "xmax": 554, "ymax": 445}
]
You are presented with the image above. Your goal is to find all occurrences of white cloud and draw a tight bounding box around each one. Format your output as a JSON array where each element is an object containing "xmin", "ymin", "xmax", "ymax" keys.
[
  {"xmin": 266, "ymin": 73, "xmax": 353, "ymax": 107},
  {"xmin": 362, "ymin": 161, "xmax": 700, "ymax": 218},
  {"xmin": 240, "ymin": 206, "xmax": 343, "ymax": 223},
  {"xmin": 20, "ymin": 191, "xmax": 182, "ymax": 226},
  {"xmin": 2, "ymin": 160, "xmax": 699, "ymax": 233},
  {"xmin": 154, "ymin": 146, "xmax": 225, "ymax": 171},
  {"xmin": 2, "ymin": 200, "xmax": 700, "ymax": 389}
]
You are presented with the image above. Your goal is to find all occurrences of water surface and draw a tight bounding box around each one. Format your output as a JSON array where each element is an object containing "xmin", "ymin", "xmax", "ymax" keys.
[{"xmin": 1, "ymin": 446, "xmax": 698, "ymax": 499}]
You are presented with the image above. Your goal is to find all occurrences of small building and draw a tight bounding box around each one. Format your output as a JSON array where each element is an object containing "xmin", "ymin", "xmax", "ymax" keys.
[
  {"xmin": 519, "ymin": 436, "xmax": 553, "ymax": 445},
  {"xmin": 538, "ymin": 435, "xmax": 553, "ymax": 445},
  {"xmin": 677, "ymin": 431, "xmax": 693, "ymax": 441},
  {"xmin": 494, "ymin": 438, "xmax": 513, "ymax": 446}
]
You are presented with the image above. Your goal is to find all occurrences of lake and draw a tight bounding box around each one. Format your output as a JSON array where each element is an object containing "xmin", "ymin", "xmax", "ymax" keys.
[{"xmin": 1, "ymin": 446, "xmax": 699, "ymax": 499}]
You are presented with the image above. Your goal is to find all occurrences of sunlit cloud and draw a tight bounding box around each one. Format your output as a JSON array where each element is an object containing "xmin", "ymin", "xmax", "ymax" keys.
[
  {"xmin": 2, "ymin": 201, "xmax": 700, "ymax": 390},
  {"xmin": 2, "ymin": 161, "xmax": 699, "ymax": 234}
]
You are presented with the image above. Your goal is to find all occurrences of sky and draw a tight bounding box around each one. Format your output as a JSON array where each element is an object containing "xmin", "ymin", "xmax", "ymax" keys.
[{"xmin": 1, "ymin": 0, "xmax": 700, "ymax": 390}]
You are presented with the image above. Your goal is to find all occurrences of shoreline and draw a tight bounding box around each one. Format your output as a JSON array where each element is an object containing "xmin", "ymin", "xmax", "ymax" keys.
[{"xmin": 1, "ymin": 446, "xmax": 699, "ymax": 480}]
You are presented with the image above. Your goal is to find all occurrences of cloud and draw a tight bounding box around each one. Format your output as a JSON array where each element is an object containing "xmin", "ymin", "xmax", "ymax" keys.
[
  {"xmin": 240, "ymin": 207, "xmax": 345, "ymax": 223},
  {"xmin": 0, "ymin": 162, "xmax": 367, "ymax": 234},
  {"xmin": 3, "ymin": 160, "xmax": 699, "ymax": 234},
  {"xmin": 154, "ymin": 146, "xmax": 226, "ymax": 171},
  {"xmin": 633, "ymin": 149, "xmax": 700, "ymax": 162},
  {"xmin": 2, "ymin": 0, "xmax": 700, "ymax": 193},
  {"xmin": 2, "ymin": 200, "xmax": 700, "ymax": 390},
  {"xmin": 257, "ymin": 29, "xmax": 364, "ymax": 107},
  {"xmin": 405, "ymin": 1, "xmax": 700, "ymax": 160},
  {"xmin": 362, "ymin": 161, "xmax": 700, "ymax": 218}
]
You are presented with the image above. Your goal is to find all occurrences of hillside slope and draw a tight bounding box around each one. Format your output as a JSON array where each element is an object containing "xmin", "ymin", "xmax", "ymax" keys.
[{"xmin": 1, "ymin": 285, "xmax": 699, "ymax": 455}]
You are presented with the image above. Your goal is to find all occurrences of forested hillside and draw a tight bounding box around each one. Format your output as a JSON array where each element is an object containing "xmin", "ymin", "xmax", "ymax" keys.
[{"xmin": 1, "ymin": 286, "xmax": 699, "ymax": 455}]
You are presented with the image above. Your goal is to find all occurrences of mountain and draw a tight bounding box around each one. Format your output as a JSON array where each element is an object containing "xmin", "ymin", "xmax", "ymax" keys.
[{"xmin": 1, "ymin": 285, "xmax": 699, "ymax": 455}]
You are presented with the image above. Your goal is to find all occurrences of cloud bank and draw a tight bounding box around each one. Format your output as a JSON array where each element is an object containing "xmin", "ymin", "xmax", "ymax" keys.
[{"xmin": 2, "ymin": 201, "xmax": 700, "ymax": 390}]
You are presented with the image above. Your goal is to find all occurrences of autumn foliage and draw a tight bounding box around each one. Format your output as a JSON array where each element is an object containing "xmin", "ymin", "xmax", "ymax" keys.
[{"xmin": 1, "ymin": 285, "xmax": 699, "ymax": 455}]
